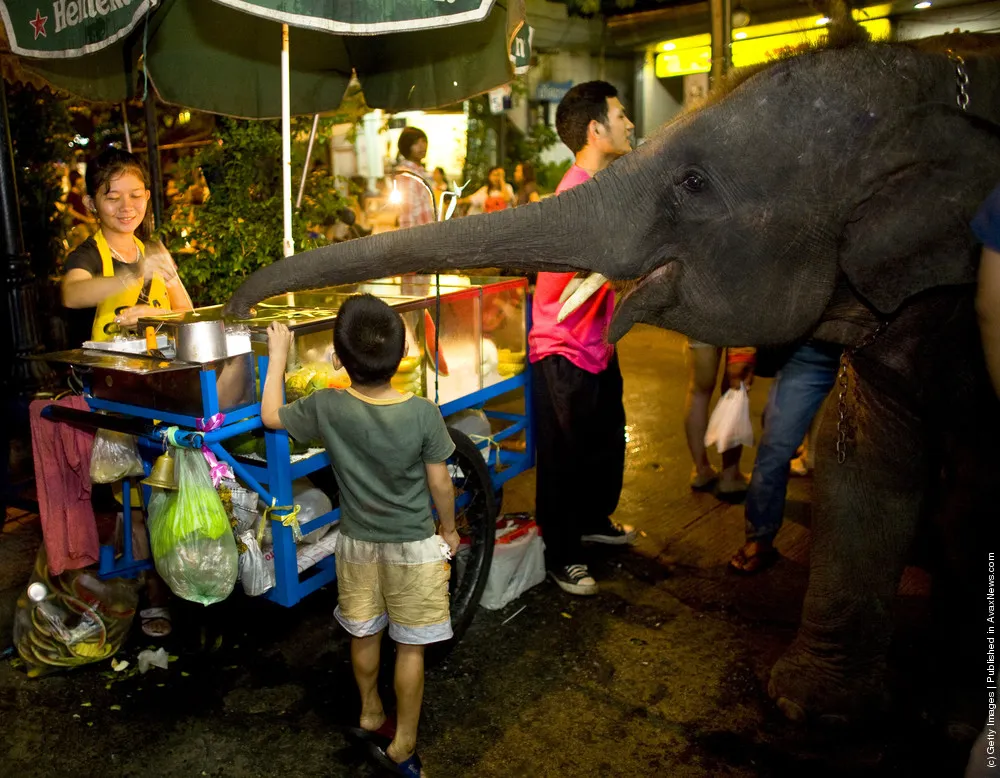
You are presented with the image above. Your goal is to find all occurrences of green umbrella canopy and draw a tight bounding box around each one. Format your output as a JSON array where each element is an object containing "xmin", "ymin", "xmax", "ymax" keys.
[{"xmin": 0, "ymin": 0, "xmax": 524, "ymax": 116}]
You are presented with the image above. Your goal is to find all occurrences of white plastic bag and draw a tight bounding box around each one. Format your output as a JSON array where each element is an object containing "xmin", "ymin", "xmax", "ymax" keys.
[
  {"xmin": 89, "ymin": 430, "xmax": 145, "ymax": 484},
  {"xmin": 704, "ymin": 382, "xmax": 754, "ymax": 453},
  {"xmin": 237, "ymin": 530, "xmax": 275, "ymax": 596},
  {"xmin": 479, "ymin": 522, "xmax": 546, "ymax": 611}
]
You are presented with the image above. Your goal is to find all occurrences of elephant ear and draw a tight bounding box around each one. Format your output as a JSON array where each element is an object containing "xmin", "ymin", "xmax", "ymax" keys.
[{"xmin": 838, "ymin": 114, "xmax": 1000, "ymax": 315}]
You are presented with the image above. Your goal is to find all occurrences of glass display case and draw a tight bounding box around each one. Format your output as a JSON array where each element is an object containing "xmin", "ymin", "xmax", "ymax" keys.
[
  {"xmin": 355, "ymin": 275, "xmax": 529, "ymax": 391},
  {"xmin": 136, "ymin": 275, "xmax": 525, "ymax": 409}
]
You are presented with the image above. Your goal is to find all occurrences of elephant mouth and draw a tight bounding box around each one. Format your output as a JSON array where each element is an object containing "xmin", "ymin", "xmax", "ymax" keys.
[{"xmin": 609, "ymin": 261, "xmax": 678, "ymax": 343}]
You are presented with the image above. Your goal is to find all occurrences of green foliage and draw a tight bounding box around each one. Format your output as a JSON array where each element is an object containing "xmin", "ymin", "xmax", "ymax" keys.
[
  {"xmin": 536, "ymin": 160, "xmax": 573, "ymax": 193},
  {"xmin": 5, "ymin": 83, "xmax": 73, "ymax": 279},
  {"xmin": 159, "ymin": 117, "xmax": 350, "ymax": 307},
  {"xmin": 463, "ymin": 87, "xmax": 559, "ymax": 193},
  {"xmin": 556, "ymin": 0, "xmax": 670, "ymax": 16},
  {"xmin": 462, "ymin": 95, "xmax": 495, "ymax": 192},
  {"xmin": 506, "ymin": 121, "xmax": 559, "ymax": 190}
]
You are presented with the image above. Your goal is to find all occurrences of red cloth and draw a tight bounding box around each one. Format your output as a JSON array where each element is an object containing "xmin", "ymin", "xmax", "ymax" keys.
[{"xmin": 29, "ymin": 396, "xmax": 100, "ymax": 575}]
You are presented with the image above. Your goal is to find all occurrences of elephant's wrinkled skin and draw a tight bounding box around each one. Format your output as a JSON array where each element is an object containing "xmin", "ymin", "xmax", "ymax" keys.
[{"xmin": 227, "ymin": 35, "xmax": 1000, "ymax": 722}]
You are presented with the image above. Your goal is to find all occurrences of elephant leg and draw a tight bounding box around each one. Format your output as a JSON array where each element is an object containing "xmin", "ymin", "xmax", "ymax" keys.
[{"xmin": 768, "ymin": 365, "xmax": 929, "ymax": 723}]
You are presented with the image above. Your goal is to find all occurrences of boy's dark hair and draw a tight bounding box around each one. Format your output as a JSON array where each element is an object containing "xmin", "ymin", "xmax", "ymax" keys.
[
  {"xmin": 397, "ymin": 127, "xmax": 428, "ymax": 161},
  {"xmin": 555, "ymin": 81, "xmax": 619, "ymax": 154},
  {"xmin": 334, "ymin": 294, "xmax": 406, "ymax": 385}
]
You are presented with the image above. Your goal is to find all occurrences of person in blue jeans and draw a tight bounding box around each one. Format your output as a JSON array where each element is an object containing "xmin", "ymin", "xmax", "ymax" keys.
[{"xmin": 728, "ymin": 339, "xmax": 841, "ymax": 574}]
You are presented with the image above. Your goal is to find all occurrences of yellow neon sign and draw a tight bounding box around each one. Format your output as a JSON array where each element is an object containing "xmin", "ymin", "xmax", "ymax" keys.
[{"xmin": 654, "ymin": 7, "xmax": 892, "ymax": 78}]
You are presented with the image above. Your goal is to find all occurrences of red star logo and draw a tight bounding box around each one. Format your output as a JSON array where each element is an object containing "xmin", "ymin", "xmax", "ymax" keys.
[{"xmin": 29, "ymin": 9, "xmax": 48, "ymax": 40}]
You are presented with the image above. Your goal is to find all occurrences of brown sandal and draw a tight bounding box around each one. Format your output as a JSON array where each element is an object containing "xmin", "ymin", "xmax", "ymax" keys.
[{"xmin": 728, "ymin": 543, "xmax": 779, "ymax": 575}]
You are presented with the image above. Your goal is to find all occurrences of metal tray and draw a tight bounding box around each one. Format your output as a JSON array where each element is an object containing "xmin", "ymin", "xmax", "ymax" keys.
[{"xmin": 43, "ymin": 349, "xmax": 255, "ymax": 418}]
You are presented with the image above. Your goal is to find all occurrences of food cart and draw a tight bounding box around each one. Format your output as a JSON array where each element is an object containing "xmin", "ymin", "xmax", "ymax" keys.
[{"xmin": 39, "ymin": 276, "xmax": 533, "ymax": 644}]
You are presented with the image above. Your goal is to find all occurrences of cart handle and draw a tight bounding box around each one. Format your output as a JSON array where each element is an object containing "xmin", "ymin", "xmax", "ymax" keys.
[{"xmin": 40, "ymin": 404, "xmax": 157, "ymax": 438}]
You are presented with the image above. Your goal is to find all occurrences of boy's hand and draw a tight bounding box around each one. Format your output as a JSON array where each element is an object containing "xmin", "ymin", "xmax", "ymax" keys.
[
  {"xmin": 267, "ymin": 322, "xmax": 292, "ymax": 360},
  {"xmin": 441, "ymin": 528, "xmax": 460, "ymax": 557}
]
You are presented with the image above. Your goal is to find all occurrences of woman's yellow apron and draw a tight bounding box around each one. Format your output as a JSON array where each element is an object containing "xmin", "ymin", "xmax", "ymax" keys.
[{"xmin": 90, "ymin": 230, "xmax": 170, "ymax": 342}]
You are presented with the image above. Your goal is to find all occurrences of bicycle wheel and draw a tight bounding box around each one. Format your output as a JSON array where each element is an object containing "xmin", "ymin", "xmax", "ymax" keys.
[{"xmin": 444, "ymin": 427, "xmax": 497, "ymax": 646}]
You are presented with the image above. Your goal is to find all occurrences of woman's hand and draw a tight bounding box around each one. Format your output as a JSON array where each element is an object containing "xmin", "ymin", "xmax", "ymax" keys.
[
  {"xmin": 142, "ymin": 243, "xmax": 179, "ymax": 285},
  {"xmin": 114, "ymin": 305, "xmax": 162, "ymax": 327}
]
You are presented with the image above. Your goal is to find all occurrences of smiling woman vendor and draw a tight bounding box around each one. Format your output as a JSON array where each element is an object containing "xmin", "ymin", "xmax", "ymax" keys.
[
  {"xmin": 60, "ymin": 148, "xmax": 193, "ymax": 638},
  {"xmin": 61, "ymin": 147, "xmax": 192, "ymax": 341}
]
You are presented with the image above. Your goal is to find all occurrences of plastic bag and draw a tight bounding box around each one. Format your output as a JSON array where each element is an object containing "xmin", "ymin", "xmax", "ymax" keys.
[
  {"xmin": 218, "ymin": 478, "xmax": 260, "ymax": 534},
  {"xmin": 704, "ymin": 382, "xmax": 754, "ymax": 453},
  {"xmin": 446, "ymin": 409, "xmax": 491, "ymax": 463},
  {"xmin": 13, "ymin": 547, "xmax": 139, "ymax": 677},
  {"xmin": 237, "ymin": 530, "xmax": 275, "ymax": 596},
  {"xmin": 89, "ymin": 429, "xmax": 146, "ymax": 484},
  {"xmin": 479, "ymin": 517, "xmax": 546, "ymax": 611},
  {"xmin": 148, "ymin": 447, "xmax": 238, "ymax": 606}
]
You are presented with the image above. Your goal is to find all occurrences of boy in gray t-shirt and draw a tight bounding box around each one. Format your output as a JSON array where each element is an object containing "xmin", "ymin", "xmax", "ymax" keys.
[{"xmin": 262, "ymin": 294, "xmax": 457, "ymax": 777}]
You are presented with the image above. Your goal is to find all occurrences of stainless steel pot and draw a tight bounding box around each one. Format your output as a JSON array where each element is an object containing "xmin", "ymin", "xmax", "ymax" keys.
[{"xmin": 173, "ymin": 319, "xmax": 228, "ymax": 363}]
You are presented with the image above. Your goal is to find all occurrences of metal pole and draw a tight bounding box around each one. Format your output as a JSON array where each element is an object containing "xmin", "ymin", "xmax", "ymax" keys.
[
  {"xmin": 281, "ymin": 24, "xmax": 294, "ymax": 258},
  {"xmin": 122, "ymin": 102, "xmax": 133, "ymax": 154},
  {"xmin": 295, "ymin": 114, "xmax": 320, "ymax": 211},
  {"xmin": 710, "ymin": 0, "xmax": 726, "ymax": 86},
  {"xmin": 0, "ymin": 82, "xmax": 23, "ymax": 258},
  {"xmin": 143, "ymin": 83, "xmax": 163, "ymax": 230},
  {"xmin": 723, "ymin": 0, "xmax": 733, "ymax": 71}
]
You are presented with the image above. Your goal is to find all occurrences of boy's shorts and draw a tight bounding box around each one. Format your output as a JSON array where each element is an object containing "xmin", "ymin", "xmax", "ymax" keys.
[{"xmin": 334, "ymin": 533, "xmax": 453, "ymax": 645}]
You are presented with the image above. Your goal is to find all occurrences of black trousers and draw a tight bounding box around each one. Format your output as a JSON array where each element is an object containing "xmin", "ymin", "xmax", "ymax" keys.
[{"xmin": 532, "ymin": 353, "xmax": 626, "ymax": 568}]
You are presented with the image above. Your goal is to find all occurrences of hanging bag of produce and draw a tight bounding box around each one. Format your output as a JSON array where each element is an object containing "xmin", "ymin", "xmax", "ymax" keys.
[
  {"xmin": 148, "ymin": 447, "xmax": 239, "ymax": 605},
  {"xmin": 89, "ymin": 429, "xmax": 146, "ymax": 484}
]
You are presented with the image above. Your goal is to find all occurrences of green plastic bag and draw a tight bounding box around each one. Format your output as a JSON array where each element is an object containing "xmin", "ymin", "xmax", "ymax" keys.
[{"xmin": 148, "ymin": 447, "xmax": 238, "ymax": 606}]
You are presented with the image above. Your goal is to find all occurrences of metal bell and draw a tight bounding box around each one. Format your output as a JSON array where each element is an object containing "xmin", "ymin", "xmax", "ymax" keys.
[{"xmin": 141, "ymin": 449, "xmax": 177, "ymax": 490}]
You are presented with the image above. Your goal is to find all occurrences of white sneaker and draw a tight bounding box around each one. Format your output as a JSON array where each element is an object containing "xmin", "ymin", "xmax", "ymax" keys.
[
  {"xmin": 581, "ymin": 522, "xmax": 638, "ymax": 546},
  {"xmin": 549, "ymin": 564, "xmax": 598, "ymax": 595}
]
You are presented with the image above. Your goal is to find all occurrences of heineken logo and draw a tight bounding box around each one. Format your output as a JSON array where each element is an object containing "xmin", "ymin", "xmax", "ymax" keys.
[
  {"xmin": 29, "ymin": 9, "xmax": 47, "ymax": 39},
  {"xmin": 49, "ymin": 0, "xmax": 136, "ymax": 35},
  {"xmin": 0, "ymin": 0, "xmax": 153, "ymax": 57}
]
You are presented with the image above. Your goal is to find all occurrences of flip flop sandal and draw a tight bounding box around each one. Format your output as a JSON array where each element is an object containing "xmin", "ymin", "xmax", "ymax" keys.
[
  {"xmin": 139, "ymin": 607, "xmax": 172, "ymax": 638},
  {"xmin": 344, "ymin": 714, "xmax": 397, "ymax": 744},
  {"xmin": 689, "ymin": 471, "xmax": 718, "ymax": 491},
  {"xmin": 352, "ymin": 732, "xmax": 423, "ymax": 778},
  {"xmin": 728, "ymin": 545, "xmax": 779, "ymax": 575}
]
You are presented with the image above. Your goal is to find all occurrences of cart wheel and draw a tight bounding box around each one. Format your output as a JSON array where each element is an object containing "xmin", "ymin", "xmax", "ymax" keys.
[{"xmin": 443, "ymin": 428, "xmax": 497, "ymax": 647}]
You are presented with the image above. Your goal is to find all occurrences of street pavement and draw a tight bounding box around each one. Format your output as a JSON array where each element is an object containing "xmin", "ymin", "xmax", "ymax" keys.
[{"xmin": 0, "ymin": 326, "xmax": 974, "ymax": 777}]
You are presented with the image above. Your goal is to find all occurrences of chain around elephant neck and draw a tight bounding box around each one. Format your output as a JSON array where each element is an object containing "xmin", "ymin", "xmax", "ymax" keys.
[
  {"xmin": 835, "ymin": 321, "xmax": 888, "ymax": 464},
  {"xmin": 947, "ymin": 49, "xmax": 970, "ymax": 112}
]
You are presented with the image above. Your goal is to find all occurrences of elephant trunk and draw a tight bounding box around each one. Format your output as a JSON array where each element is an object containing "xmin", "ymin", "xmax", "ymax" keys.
[{"xmin": 224, "ymin": 176, "xmax": 628, "ymax": 318}]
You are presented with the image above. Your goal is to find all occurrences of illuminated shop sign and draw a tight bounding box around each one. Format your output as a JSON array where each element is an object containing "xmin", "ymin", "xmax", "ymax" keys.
[{"xmin": 654, "ymin": 6, "xmax": 892, "ymax": 78}]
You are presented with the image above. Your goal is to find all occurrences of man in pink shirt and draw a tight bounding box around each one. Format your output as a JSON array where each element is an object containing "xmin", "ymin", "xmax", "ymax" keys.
[{"xmin": 529, "ymin": 81, "xmax": 636, "ymax": 595}]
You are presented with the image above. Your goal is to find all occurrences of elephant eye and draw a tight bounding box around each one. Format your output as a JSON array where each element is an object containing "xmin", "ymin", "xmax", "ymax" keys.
[{"xmin": 681, "ymin": 172, "xmax": 705, "ymax": 192}]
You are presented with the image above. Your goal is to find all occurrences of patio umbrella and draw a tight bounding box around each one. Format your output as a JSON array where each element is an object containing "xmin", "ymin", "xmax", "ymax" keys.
[
  {"xmin": 0, "ymin": 0, "xmax": 523, "ymax": 117},
  {"xmin": 0, "ymin": 0, "xmax": 526, "ymax": 253}
]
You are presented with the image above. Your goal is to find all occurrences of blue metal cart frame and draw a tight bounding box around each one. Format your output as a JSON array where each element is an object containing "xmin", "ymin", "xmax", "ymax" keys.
[{"xmin": 51, "ymin": 329, "xmax": 535, "ymax": 608}]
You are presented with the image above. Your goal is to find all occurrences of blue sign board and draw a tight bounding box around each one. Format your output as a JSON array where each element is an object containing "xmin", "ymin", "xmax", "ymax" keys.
[{"xmin": 535, "ymin": 80, "xmax": 573, "ymax": 103}]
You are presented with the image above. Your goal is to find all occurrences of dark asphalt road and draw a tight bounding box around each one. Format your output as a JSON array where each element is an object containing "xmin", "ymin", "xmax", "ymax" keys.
[{"xmin": 0, "ymin": 326, "xmax": 977, "ymax": 777}]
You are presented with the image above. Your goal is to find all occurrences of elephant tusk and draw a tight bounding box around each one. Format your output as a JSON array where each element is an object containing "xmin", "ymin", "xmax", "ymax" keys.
[{"xmin": 557, "ymin": 273, "xmax": 608, "ymax": 323}]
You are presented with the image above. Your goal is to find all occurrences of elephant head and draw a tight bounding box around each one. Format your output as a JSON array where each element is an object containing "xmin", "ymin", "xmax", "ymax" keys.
[{"xmin": 226, "ymin": 34, "xmax": 1000, "ymax": 348}]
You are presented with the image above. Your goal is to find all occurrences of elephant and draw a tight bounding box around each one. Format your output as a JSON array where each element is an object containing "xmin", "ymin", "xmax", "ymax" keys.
[{"xmin": 226, "ymin": 32, "xmax": 1000, "ymax": 724}]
